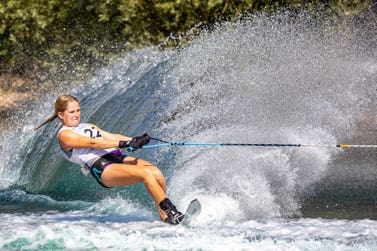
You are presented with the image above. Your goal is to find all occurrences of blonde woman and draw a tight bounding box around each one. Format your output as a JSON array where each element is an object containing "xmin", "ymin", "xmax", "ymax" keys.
[{"xmin": 35, "ymin": 94, "xmax": 184, "ymax": 224}]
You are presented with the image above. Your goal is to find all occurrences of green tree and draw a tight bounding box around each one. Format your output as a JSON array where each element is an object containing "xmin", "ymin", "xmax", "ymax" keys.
[{"xmin": 0, "ymin": 0, "xmax": 374, "ymax": 78}]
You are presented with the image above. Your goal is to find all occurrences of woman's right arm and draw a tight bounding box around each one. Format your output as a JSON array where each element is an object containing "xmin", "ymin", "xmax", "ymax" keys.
[{"xmin": 58, "ymin": 130, "xmax": 120, "ymax": 151}]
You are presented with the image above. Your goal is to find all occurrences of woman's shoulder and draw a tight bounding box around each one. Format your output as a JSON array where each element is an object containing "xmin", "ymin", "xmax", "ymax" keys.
[{"xmin": 57, "ymin": 126, "xmax": 71, "ymax": 139}]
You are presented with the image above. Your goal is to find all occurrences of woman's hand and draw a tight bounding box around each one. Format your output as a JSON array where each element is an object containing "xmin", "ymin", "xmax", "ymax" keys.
[{"xmin": 119, "ymin": 133, "xmax": 151, "ymax": 151}]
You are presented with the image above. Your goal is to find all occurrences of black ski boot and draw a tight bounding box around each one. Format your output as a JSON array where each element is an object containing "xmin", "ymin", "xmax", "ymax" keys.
[{"xmin": 159, "ymin": 198, "xmax": 184, "ymax": 225}]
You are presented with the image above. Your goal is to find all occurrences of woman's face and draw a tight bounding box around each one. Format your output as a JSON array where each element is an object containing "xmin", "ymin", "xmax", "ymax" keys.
[{"xmin": 58, "ymin": 100, "xmax": 81, "ymax": 127}]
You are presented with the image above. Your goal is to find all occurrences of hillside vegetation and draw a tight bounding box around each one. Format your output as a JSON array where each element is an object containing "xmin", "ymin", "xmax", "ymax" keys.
[{"xmin": 0, "ymin": 0, "xmax": 375, "ymax": 114}]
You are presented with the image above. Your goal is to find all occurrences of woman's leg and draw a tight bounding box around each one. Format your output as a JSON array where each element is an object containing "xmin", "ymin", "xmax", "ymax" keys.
[
  {"xmin": 100, "ymin": 157, "xmax": 168, "ymax": 220},
  {"xmin": 123, "ymin": 156, "xmax": 168, "ymax": 219}
]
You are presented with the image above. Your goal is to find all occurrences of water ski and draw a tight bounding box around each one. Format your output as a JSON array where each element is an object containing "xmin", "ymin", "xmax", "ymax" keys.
[{"xmin": 182, "ymin": 199, "xmax": 201, "ymax": 224}]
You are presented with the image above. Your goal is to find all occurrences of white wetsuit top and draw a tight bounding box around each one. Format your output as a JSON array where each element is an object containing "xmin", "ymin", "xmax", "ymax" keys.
[{"xmin": 57, "ymin": 123, "xmax": 117, "ymax": 169}]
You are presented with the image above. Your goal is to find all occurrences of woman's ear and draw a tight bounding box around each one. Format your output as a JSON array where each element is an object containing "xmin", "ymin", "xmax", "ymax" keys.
[{"xmin": 57, "ymin": 112, "xmax": 63, "ymax": 120}]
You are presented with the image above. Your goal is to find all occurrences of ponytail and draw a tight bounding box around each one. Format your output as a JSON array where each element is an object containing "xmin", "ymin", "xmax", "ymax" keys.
[
  {"xmin": 34, "ymin": 94, "xmax": 79, "ymax": 131},
  {"xmin": 34, "ymin": 113, "xmax": 58, "ymax": 130}
]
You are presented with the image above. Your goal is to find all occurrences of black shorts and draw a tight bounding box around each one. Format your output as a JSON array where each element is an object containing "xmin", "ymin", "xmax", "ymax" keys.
[{"xmin": 89, "ymin": 150, "xmax": 126, "ymax": 188}]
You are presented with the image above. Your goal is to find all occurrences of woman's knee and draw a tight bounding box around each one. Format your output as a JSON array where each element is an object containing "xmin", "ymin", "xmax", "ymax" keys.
[
  {"xmin": 142, "ymin": 166, "xmax": 166, "ymax": 188},
  {"xmin": 140, "ymin": 167, "xmax": 158, "ymax": 183},
  {"xmin": 146, "ymin": 166, "xmax": 166, "ymax": 184},
  {"xmin": 129, "ymin": 158, "xmax": 165, "ymax": 184}
]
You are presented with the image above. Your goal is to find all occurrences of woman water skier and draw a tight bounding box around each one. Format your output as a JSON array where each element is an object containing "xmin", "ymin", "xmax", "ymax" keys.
[{"xmin": 35, "ymin": 94, "xmax": 184, "ymax": 224}]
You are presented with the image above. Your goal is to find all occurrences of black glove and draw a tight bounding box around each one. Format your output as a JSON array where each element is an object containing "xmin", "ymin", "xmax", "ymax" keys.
[{"xmin": 119, "ymin": 133, "xmax": 151, "ymax": 151}]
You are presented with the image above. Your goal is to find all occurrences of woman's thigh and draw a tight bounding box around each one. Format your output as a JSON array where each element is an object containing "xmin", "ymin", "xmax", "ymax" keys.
[
  {"xmin": 100, "ymin": 162, "xmax": 146, "ymax": 187},
  {"xmin": 100, "ymin": 157, "xmax": 164, "ymax": 187}
]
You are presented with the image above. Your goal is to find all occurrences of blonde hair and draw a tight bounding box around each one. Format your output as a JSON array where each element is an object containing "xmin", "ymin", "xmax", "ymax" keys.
[{"xmin": 34, "ymin": 94, "xmax": 79, "ymax": 130}]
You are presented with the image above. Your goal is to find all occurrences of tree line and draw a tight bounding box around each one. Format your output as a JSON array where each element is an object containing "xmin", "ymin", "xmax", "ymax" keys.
[{"xmin": 0, "ymin": 0, "xmax": 373, "ymax": 79}]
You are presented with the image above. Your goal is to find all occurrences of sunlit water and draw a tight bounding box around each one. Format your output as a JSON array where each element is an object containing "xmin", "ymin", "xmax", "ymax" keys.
[{"xmin": 1, "ymin": 9, "xmax": 376, "ymax": 250}]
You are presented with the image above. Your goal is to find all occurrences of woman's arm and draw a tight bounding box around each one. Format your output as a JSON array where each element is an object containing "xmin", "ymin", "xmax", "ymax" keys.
[{"xmin": 58, "ymin": 126, "xmax": 124, "ymax": 151}]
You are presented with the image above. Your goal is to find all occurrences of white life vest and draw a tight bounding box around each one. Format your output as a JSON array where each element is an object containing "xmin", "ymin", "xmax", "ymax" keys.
[{"xmin": 57, "ymin": 123, "xmax": 117, "ymax": 170}]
